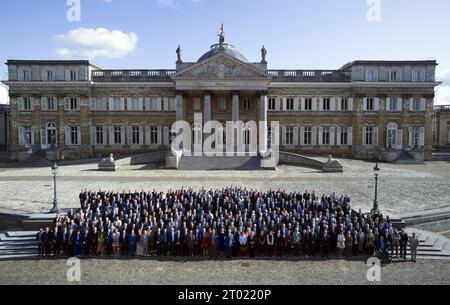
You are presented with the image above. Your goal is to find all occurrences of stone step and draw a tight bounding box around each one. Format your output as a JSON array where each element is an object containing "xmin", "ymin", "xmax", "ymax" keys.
[{"xmin": 178, "ymin": 156, "xmax": 262, "ymax": 170}]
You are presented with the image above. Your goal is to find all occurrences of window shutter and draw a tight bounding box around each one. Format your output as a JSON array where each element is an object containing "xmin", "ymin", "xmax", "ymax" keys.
[
  {"xmin": 65, "ymin": 70, "xmax": 70, "ymax": 81},
  {"xmin": 75, "ymin": 70, "xmax": 79, "ymax": 81},
  {"xmin": 42, "ymin": 70, "xmax": 47, "ymax": 81},
  {"xmin": 330, "ymin": 127, "xmax": 335, "ymax": 146},
  {"xmin": 396, "ymin": 129, "xmax": 403, "ymax": 150},
  {"xmin": 40, "ymin": 129, "xmax": 47, "ymax": 148},
  {"xmin": 293, "ymin": 98, "xmax": 299, "ymax": 111},
  {"xmin": 386, "ymin": 98, "xmax": 391, "ymax": 111},
  {"xmin": 299, "ymin": 98, "xmax": 305, "ymax": 111},
  {"xmin": 120, "ymin": 127, "xmax": 125, "ymax": 145},
  {"xmin": 91, "ymin": 98, "xmax": 96, "ymax": 111},
  {"xmin": 336, "ymin": 127, "xmax": 341, "ymax": 146},
  {"xmin": 331, "ymin": 98, "xmax": 337, "ymax": 111},
  {"xmin": 164, "ymin": 126, "xmax": 169, "ymax": 146},
  {"xmin": 362, "ymin": 127, "xmax": 366, "ymax": 146},
  {"xmin": 420, "ymin": 98, "xmax": 426, "ymax": 111},
  {"xmin": 275, "ymin": 98, "xmax": 281, "ymax": 111},
  {"xmin": 374, "ymin": 98, "xmax": 380, "ymax": 111},
  {"xmin": 397, "ymin": 98, "xmax": 403, "ymax": 112},
  {"xmin": 127, "ymin": 126, "xmax": 132, "ymax": 145},
  {"xmin": 363, "ymin": 98, "xmax": 367, "ymax": 111},
  {"xmin": 157, "ymin": 126, "xmax": 162, "ymax": 145},
  {"xmin": 319, "ymin": 127, "xmax": 323, "ymax": 145},
  {"xmin": 18, "ymin": 127, "xmax": 24, "ymax": 145},
  {"xmin": 311, "ymin": 127, "xmax": 317, "ymax": 146},
  {"xmin": 108, "ymin": 98, "xmax": 113, "ymax": 111},
  {"xmin": 127, "ymin": 98, "xmax": 132, "ymax": 111},
  {"xmin": 300, "ymin": 127, "xmax": 305, "ymax": 145},
  {"xmin": 419, "ymin": 127, "xmax": 425, "ymax": 146},
  {"xmin": 409, "ymin": 98, "xmax": 414, "ymax": 111},
  {"xmin": 145, "ymin": 126, "xmax": 151, "ymax": 145},
  {"xmin": 281, "ymin": 126, "xmax": 286, "ymax": 146},
  {"xmin": 139, "ymin": 98, "xmax": 143, "ymax": 111},
  {"xmin": 109, "ymin": 127, "xmax": 114, "ymax": 145},
  {"xmin": 65, "ymin": 126, "xmax": 70, "ymax": 145},
  {"xmin": 282, "ymin": 98, "xmax": 287, "ymax": 111},
  {"xmin": 30, "ymin": 97, "xmax": 35, "ymax": 111},
  {"xmin": 76, "ymin": 97, "xmax": 80, "ymax": 111},
  {"xmin": 293, "ymin": 127, "xmax": 298, "ymax": 146},
  {"xmin": 348, "ymin": 127, "xmax": 353, "ymax": 146},
  {"xmin": 120, "ymin": 98, "xmax": 125, "ymax": 111},
  {"xmin": 408, "ymin": 127, "xmax": 413, "ymax": 147},
  {"xmin": 163, "ymin": 98, "xmax": 168, "ymax": 111},
  {"xmin": 41, "ymin": 97, "xmax": 48, "ymax": 111},
  {"xmin": 18, "ymin": 69, "xmax": 24, "ymax": 81},
  {"xmin": 91, "ymin": 126, "xmax": 96, "ymax": 145},
  {"xmin": 18, "ymin": 97, "xmax": 24, "ymax": 111},
  {"xmin": 30, "ymin": 128, "xmax": 35, "ymax": 145},
  {"xmin": 373, "ymin": 127, "xmax": 379, "ymax": 146},
  {"xmin": 348, "ymin": 98, "xmax": 353, "ymax": 111},
  {"xmin": 319, "ymin": 98, "xmax": 324, "ymax": 111},
  {"xmin": 144, "ymin": 98, "xmax": 150, "ymax": 111},
  {"xmin": 139, "ymin": 126, "xmax": 144, "ymax": 145}
]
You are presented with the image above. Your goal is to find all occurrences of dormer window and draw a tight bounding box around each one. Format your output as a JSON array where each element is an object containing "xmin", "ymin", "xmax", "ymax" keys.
[
  {"xmin": 366, "ymin": 70, "xmax": 376, "ymax": 82},
  {"xmin": 390, "ymin": 70, "xmax": 398, "ymax": 82},
  {"xmin": 412, "ymin": 70, "xmax": 422, "ymax": 82}
]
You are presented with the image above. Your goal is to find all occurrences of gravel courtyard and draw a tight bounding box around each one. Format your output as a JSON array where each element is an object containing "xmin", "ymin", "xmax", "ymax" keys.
[
  {"xmin": 0, "ymin": 258, "xmax": 448, "ymax": 285},
  {"xmin": 0, "ymin": 159, "xmax": 450, "ymax": 214}
]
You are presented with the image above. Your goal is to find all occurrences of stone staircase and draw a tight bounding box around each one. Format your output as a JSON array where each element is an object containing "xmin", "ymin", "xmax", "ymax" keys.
[
  {"xmin": 178, "ymin": 155, "xmax": 262, "ymax": 170},
  {"xmin": 0, "ymin": 231, "xmax": 37, "ymax": 260},
  {"xmin": 394, "ymin": 150, "xmax": 422, "ymax": 164},
  {"xmin": 398, "ymin": 228, "xmax": 450, "ymax": 260}
]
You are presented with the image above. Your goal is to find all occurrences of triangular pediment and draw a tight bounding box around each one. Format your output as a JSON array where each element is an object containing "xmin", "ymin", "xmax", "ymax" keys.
[{"xmin": 172, "ymin": 52, "xmax": 271, "ymax": 80}]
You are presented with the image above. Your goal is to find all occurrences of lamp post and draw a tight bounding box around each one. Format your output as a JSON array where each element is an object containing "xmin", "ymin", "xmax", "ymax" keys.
[
  {"xmin": 371, "ymin": 163, "xmax": 381, "ymax": 215},
  {"xmin": 46, "ymin": 134, "xmax": 64, "ymax": 214}
]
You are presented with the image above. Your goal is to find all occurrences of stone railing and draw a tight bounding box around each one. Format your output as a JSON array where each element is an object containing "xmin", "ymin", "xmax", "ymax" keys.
[
  {"xmin": 268, "ymin": 70, "xmax": 351, "ymax": 82},
  {"xmin": 92, "ymin": 70, "xmax": 176, "ymax": 82}
]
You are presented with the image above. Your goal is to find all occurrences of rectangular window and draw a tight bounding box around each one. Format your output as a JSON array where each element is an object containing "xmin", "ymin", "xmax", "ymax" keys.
[
  {"xmin": 129, "ymin": 98, "xmax": 140, "ymax": 111},
  {"xmin": 131, "ymin": 126, "xmax": 141, "ymax": 145},
  {"xmin": 93, "ymin": 98, "xmax": 106, "ymax": 111},
  {"xmin": 390, "ymin": 70, "xmax": 398, "ymax": 82},
  {"xmin": 112, "ymin": 98, "xmax": 122, "ymax": 111},
  {"xmin": 217, "ymin": 97, "xmax": 227, "ymax": 111},
  {"xmin": 367, "ymin": 70, "xmax": 375, "ymax": 82},
  {"xmin": 340, "ymin": 127, "xmax": 348, "ymax": 145},
  {"xmin": 70, "ymin": 70, "xmax": 78, "ymax": 81},
  {"xmin": 388, "ymin": 98, "xmax": 396, "ymax": 112},
  {"xmin": 364, "ymin": 127, "xmax": 374, "ymax": 146},
  {"xmin": 23, "ymin": 97, "xmax": 33, "ymax": 111},
  {"xmin": 150, "ymin": 127, "xmax": 159, "ymax": 145},
  {"xmin": 366, "ymin": 98, "xmax": 374, "ymax": 111},
  {"xmin": 322, "ymin": 127, "xmax": 330, "ymax": 145},
  {"xmin": 286, "ymin": 98, "xmax": 294, "ymax": 111},
  {"xmin": 243, "ymin": 98, "xmax": 251, "ymax": 111},
  {"xmin": 340, "ymin": 98, "xmax": 349, "ymax": 111},
  {"xmin": 169, "ymin": 98, "xmax": 177, "ymax": 111},
  {"xmin": 20, "ymin": 70, "xmax": 31, "ymax": 81},
  {"xmin": 285, "ymin": 127, "xmax": 293, "ymax": 145},
  {"xmin": 268, "ymin": 98, "xmax": 276, "ymax": 111},
  {"xmin": 192, "ymin": 98, "xmax": 201, "ymax": 112},
  {"xmin": 65, "ymin": 97, "xmax": 79, "ymax": 111},
  {"xmin": 113, "ymin": 127, "xmax": 122, "ymax": 145},
  {"xmin": 304, "ymin": 127, "xmax": 312, "ymax": 145},
  {"xmin": 21, "ymin": 126, "xmax": 33, "ymax": 146},
  {"xmin": 412, "ymin": 70, "xmax": 421, "ymax": 82},
  {"xmin": 412, "ymin": 98, "xmax": 421, "ymax": 111},
  {"xmin": 147, "ymin": 97, "xmax": 158, "ymax": 111},
  {"xmin": 95, "ymin": 127, "xmax": 104, "ymax": 145},
  {"xmin": 411, "ymin": 127, "xmax": 420, "ymax": 147},
  {"xmin": 322, "ymin": 98, "xmax": 331, "ymax": 111},
  {"xmin": 304, "ymin": 98, "xmax": 313, "ymax": 111},
  {"xmin": 70, "ymin": 127, "xmax": 79, "ymax": 145}
]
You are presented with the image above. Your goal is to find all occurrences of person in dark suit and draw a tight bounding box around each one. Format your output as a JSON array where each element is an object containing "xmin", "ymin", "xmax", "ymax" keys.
[
  {"xmin": 120, "ymin": 229, "xmax": 128, "ymax": 256},
  {"xmin": 53, "ymin": 227, "xmax": 62, "ymax": 256},
  {"xmin": 43, "ymin": 227, "xmax": 53, "ymax": 257},
  {"xmin": 36, "ymin": 228, "xmax": 44, "ymax": 256},
  {"xmin": 320, "ymin": 230, "xmax": 331, "ymax": 259},
  {"xmin": 399, "ymin": 229, "xmax": 408, "ymax": 259},
  {"xmin": 73, "ymin": 230, "xmax": 83, "ymax": 257}
]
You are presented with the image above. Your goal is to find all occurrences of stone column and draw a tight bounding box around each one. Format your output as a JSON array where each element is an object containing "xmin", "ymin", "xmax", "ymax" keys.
[
  {"xmin": 204, "ymin": 92, "xmax": 211, "ymax": 124},
  {"xmin": 259, "ymin": 91, "xmax": 268, "ymax": 151},
  {"xmin": 232, "ymin": 91, "xmax": 240, "ymax": 153}
]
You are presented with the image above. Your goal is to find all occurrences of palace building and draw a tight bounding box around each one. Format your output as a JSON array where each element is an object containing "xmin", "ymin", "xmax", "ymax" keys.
[{"xmin": 3, "ymin": 32, "xmax": 440, "ymax": 167}]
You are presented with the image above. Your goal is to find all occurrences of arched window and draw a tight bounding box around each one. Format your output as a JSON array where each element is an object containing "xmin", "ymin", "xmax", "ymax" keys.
[
  {"xmin": 386, "ymin": 123, "xmax": 402, "ymax": 150},
  {"xmin": 41, "ymin": 122, "xmax": 58, "ymax": 149}
]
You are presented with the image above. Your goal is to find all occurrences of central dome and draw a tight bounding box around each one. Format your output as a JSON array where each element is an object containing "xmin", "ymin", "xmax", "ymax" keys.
[{"xmin": 198, "ymin": 43, "xmax": 248, "ymax": 63}]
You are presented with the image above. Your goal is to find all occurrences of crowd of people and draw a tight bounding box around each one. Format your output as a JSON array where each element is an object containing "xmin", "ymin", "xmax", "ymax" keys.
[{"xmin": 36, "ymin": 188, "xmax": 419, "ymax": 262}]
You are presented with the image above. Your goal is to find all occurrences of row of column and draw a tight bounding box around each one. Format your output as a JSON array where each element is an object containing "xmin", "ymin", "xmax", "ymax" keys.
[{"xmin": 175, "ymin": 91, "xmax": 268, "ymax": 151}]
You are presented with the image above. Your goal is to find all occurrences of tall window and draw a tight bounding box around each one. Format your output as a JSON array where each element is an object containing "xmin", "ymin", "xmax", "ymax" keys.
[
  {"xmin": 286, "ymin": 98, "xmax": 294, "ymax": 111},
  {"xmin": 111, "ymin": 98, "xmax": 122, "ymax": 111},
  {"xmin": 412, "ymin": 98, "xmax": 422, "ymax": 111},
  {"xmin": 169, "ymin": 98, "xmax": 177, "ymax": 111},
  {"xmin": 366, "ymin": 70, "xmax": 375, "ymax": 82},
  {"xmin": 70, "ymin": 70, "xmax": 78, "ymax": 81},
  {"xmin": 217, "ymin": 97, "xmax": 227, "ymax": 111},
  {"xmin": 268, "ymin": 98, "xmax": 276, "ymax": 111},
  {"xmin": 92, "ymin": 98, "xmax": 106, "ymax": 111},
  {"xmin": 113, "ymin": 127, "xmax": 122, "ymax": 145},
  {"xmin": 244, "ymin": 129, "xmax": 251, "ymax": 145},
  {"xmin": 304, "ymin": 127, "xmax": 312, "ymax": 145},
  {"xmin": 304, "ymin": 98, "xmax": 313, "ymax": 111},
  {"xmin": 365, "ymin": 98, "xmax": 374, "ymax": 111},
  {"xmin": 285, "ymin": 127, "xmax": 294, "ymax": 145},
  {"xmin": 65, "ymin": 97, "xmax": 79, "ymax": 111},
  {"xmin": 20, "ymin": 126, "xmax": 33, "ymax": 146},
  {"xmin": 43, "ymin": 97, "xmax": 57, "ymax": 111},
  {"xmin": 69, "ymin": 127, "xmax": 80, "ymax": 145},
  {"xmin": 243, "ymin": 98, "xmax": 251, "ymax": 111},
  {"xmin": 21, "ymin": 97, "xmax": 33, "ymax": 111},
  {"xmin": 340, "ymin": 98, "xmax": 349, "ymax": 111},
  {"xmin": 129, "ymin": 98, "xmax": 141, "ymax": 111},
  {"xmin": 322, "ymin": 127, "xmax": 330, "ymax": 145},
  {"xmin": 94, "ymin": 127, "xmax": 105, "ymax": 145},
  {"xmin": 411, "ymin": 127, "xmax": 420, "ymax": 147},
  {"xmin": 150, "ymin": 127, "xmax": 159, "ymax": 145},
  {"xmin": 192, "ymin": 98, "xmax": 201, "ymax": 112},
  {"xmin": 131, "ymin": 127, "xmax": 141, "ymax": 145},
  {"xmin": 412, "ymin": 70, "xmax": 421, "ymax": 82},
  {"xmin": 390, "ymin": 70, "xmax": 398, "ymax": 82},
  {"xmin": 387, "ymin": 98, "xmax": 397, "ymax": 112},
  {"xmin": 340, "ymin": 127, "xmax": 348, "ymax": 145},
  {"xmin": 364, "ymin": 127, "xmax": 374, "ymax": 146},
  {"xmin": 322, "ymin": 98, "xmax": 331, "ymax": 111},
  {"xmin": 20, "ymin": 70, "xmax": 31, "ymax": 81},
  {"xmin": 387, "ymin": 123, "xmax": 397, "ymax": 148}
]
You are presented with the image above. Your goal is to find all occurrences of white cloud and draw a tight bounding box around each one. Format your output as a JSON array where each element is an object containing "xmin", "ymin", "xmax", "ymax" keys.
[
  {"xmin": 0, "ymin": 85, "xmax": 9, "ymax": 105},
  {"xmin": 54, "ymin": 27, "xmax": 138, "ymax": 59},
  {"xmin": 435, "ymin": 70, "xmax": 450, "ymax": 106}
]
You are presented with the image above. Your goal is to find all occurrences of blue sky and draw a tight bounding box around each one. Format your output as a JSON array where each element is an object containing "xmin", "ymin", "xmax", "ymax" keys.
[{"xmin": 1, "ymin": 0, "xmax": 450, "ymax": 104}]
